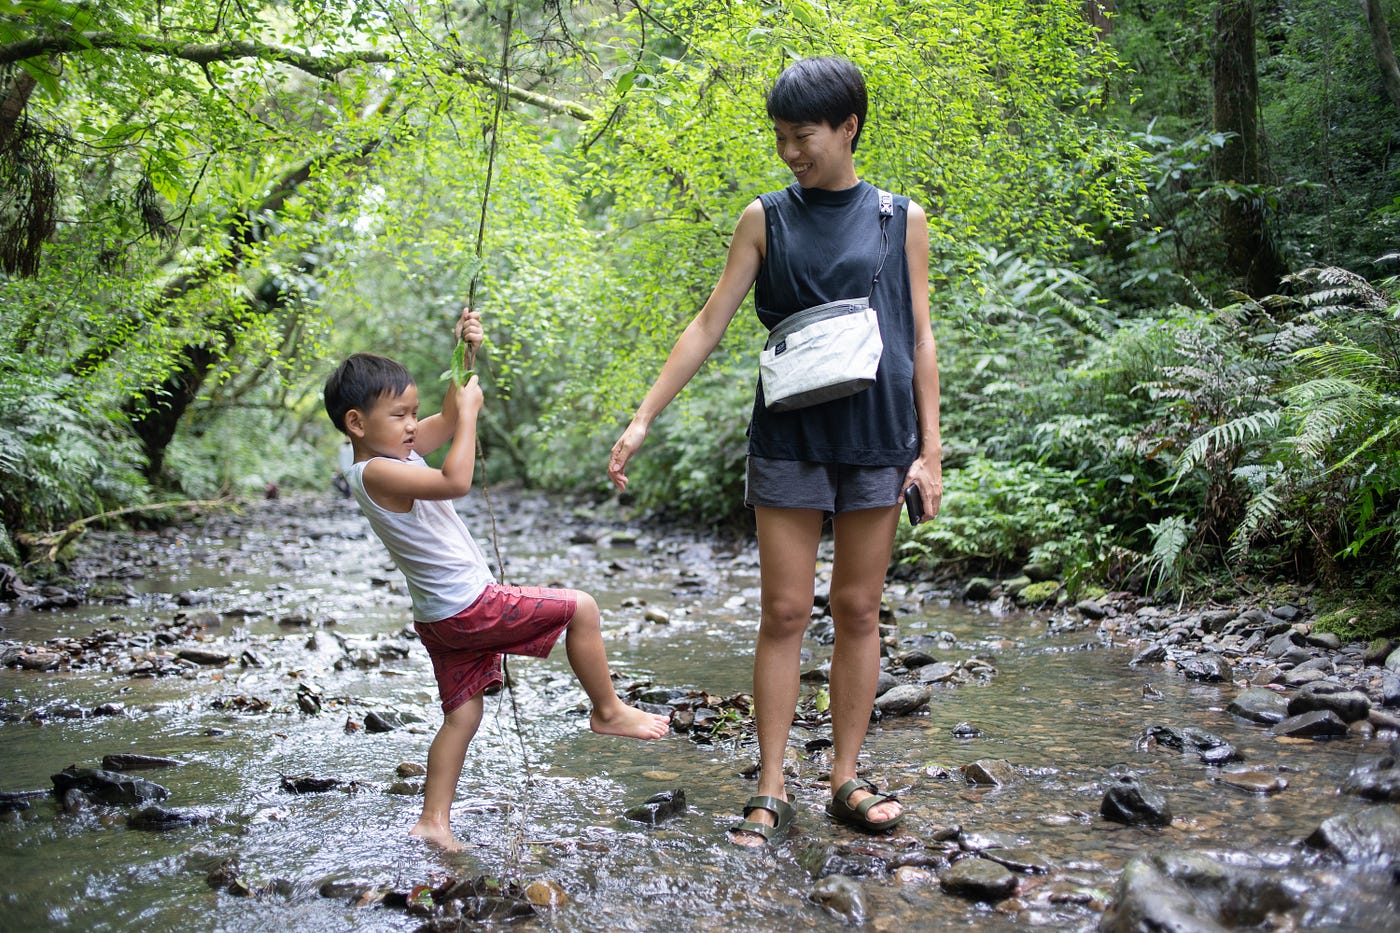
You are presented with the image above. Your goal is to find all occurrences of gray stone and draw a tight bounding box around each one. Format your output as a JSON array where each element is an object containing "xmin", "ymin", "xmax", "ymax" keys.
[
  {"xmin": 1305, "ymin": 806, "xmax": 1400, "ymax": 869},
  {"xmin": 1287, "ymin": 685, "xmax": 1371, "ymax": 723},
  {"xmin": 624, "ymin": 788, "xmax": 687, "ymax": 825},
  {"xmin": 982, "ymin": 846, "xmax": 1052, "ymax": 874},
  {"xmin": 1100, "ymin": 850, "xmax": 1296, "ymax": 933},
  {"xmin": 940, "ymin": 857, "xmax": 1017, "ymax": 901},
  {"xmin": 101, "ymin": 754, "xmax": 182, "ymax": 771},
  {"xmin": 1227, "ymin": 687, "xmax": 1290, "ymax": 725},
  {"xmin": 874, "ymin": 684, "xmax": 930, "ymax": 716},
  {"xmin": 1075, "ymin": 599, "xmax": 1107, "ymax": 620},
  {"xmin": 1270, "ymin": 709, "xmax": 1349, "ymax": 739},
  {"xmin": 913, "ymin": 661, "xmax": 958, "ymax": 684},
  {"xmin": 810, "ymin": 874, "xmax": 867, "ymax": 924},
  {"xmin": 1178, "ymin": 654, "xmax": 1232, "ymax": 682},
  {"xmin": 962, "ymin": 759, "xmax": 1016, "ymax": 786},
  {"xmin": 50, "ymin": 766, "xmax": 169, "ymax": 806},
  {"xmin": 1100, "ymin": 768, "xmax": 1172, "ymax": 827},
  {"xmin": 962, "ymin": 577, "xmax": 995, "ymax": 601}
]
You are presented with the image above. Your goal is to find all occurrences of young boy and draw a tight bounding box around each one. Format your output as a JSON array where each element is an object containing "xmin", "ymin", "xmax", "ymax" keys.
[{"xmin": 323, "ymin": 317, "xmax": 669, "ymax": 851}]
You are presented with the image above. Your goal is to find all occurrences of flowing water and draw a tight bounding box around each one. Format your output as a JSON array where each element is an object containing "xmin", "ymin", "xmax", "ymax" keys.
[{"xmin": 1, "ymin": 492, "xmax": 1396, "ymax": 932}]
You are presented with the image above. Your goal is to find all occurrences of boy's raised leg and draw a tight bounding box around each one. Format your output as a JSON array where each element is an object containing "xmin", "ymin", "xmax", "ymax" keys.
[
  {"xmin": 564, "ymin": 592, "xmax": 670, "ymax": 739},
  {"xmin": 411, "ymin": 694, "xmax": 484, "ymax": 851}
]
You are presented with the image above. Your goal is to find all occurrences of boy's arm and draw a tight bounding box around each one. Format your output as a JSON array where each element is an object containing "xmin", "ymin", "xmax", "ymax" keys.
[{"xmin": 363, "ymin": 378, "xmax": 483, "ymax": 506}]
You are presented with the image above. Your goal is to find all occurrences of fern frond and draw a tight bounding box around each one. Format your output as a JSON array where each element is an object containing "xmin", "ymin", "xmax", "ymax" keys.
[{"xmin": 1172, "ymin": 411, "xmax": 1281, "ymax": 482}]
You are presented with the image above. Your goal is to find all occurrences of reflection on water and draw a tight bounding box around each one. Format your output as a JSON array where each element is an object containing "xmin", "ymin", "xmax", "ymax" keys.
[{"xmin": 1, "ymin": 495, "xmax": 1397, "ymax": 931}]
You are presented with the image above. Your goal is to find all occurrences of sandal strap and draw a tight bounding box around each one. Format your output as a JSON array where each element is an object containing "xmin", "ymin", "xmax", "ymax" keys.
[
  {"xmin": 833, "ymin": 778, "xmax": 898, "ymax": 818},
  {"xmin": 742, "ymin": 795, "xmax": 789, "ymax": 820},
  {"xmin": 729, "ymin": 818, "xmax": 778, "ymax": 841}
]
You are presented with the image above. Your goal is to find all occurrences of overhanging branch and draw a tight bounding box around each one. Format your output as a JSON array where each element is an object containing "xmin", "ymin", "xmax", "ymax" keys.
[{"xmin": 0, "ymin": 31, "xmax": 598, "ymax": 121}]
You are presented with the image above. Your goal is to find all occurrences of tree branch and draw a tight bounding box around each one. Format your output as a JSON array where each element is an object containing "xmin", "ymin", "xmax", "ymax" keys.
[
  {"xmin": 1364, "ymin": 0, "xmax": 1400, "ymax": 116},
  {"xmin": 0, "ymin": 32, "xmax": 598, "ymax": 121}
]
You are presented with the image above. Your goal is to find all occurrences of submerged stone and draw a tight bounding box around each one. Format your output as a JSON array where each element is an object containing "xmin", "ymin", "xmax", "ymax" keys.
[
  {"xmin": 624, "ymin": 788, "xmax": 687, "ymax": 825},
  {"xmin": 940, "ymin": 857, "xmax": 1017, "ymax": 901},
  {"xmin": 1100, "ymin": 768, "xmax": 1172, "ymax": 827},
  {"xmin": 51, "ymin": 766, "xmax": 169, "ymax": 806},
  {"xmin": 1101, "ymin": 849, "xmax": 1297, "ymax": 933}
]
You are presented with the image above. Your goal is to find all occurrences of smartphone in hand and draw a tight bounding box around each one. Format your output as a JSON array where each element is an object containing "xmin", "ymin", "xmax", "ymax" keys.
[{"xmin": 904, "ymin": 484, "xmax": 925, "ymax": 525}]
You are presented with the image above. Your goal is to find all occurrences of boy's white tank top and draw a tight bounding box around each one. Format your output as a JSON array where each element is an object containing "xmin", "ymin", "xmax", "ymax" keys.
[{"xmin": 347, "ymin": 453, "xmax": 494, "ymax": 623}]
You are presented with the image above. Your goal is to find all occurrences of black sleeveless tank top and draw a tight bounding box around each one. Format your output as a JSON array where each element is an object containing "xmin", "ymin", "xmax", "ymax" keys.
[{"xmin": 748, "ymin": 181, "xmax": 920, "ymax": 467}]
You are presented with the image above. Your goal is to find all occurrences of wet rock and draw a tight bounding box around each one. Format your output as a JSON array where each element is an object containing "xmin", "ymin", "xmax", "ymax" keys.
[
  {"xmin": 873, "ymin": 670, "xmax": 898, "ymax": 697},
  {"xmin": 913, "ymin": 661, "xmax": 958, "ymax": 684},
  {"xmin": 102, "ymin": 753, "xmax": 182, "ymax": 771},
  {"xmin": 950, "ymin": 721, "xmax": 982, "ymax": 738},
  {"xmin": 239, "ymin": 650, "xmax": 268, "ymax": 668},
  {"xmin": 396, "ymin": 762, "xmax": 427, "ymax": 778},
  {"xmin": 643, "ymin": 607, "xmax": 670, "ymax": 625},
  {"xmin": 873, "ymin": 684, "xmax": 930, "ymax": 716},
  {"xmin": 810, "ymin": 874, "xmax": 867, "ymax": 924},
  {"xmin": 127, "ymin": 805, "xmax": 205, "ymax": 830},
  {"xmin": 1216, "ymin": 771, "xmax": 1289, "ymax": 795},
  {"xmin": 0, "ymin": 789, "xmax": 46, "ymax": 814},
  {"xmin": 92, "ymin": 702, "xmax": 126, "ymax": 717},
  {"xmin": 958, "ymin": 828, "xmax": 1023, "ymax": 852},
  {"xmin": 280, "ymin": 774, "xmax": 341, "ymax": 794},
  {"xmin": 1342, "ymin": 742, "xmax": 1400, "ymax": 802},
  {"xmin": 1075, "ymin": 599, "xmax": 1107, "ymax": 620},
  {"xmin": 940, "ymin": 857, "xmax": 1017, "ymax": 901},
  {"xmin": 1227, "ymin": 687, "xmax": 1290, "ymax": 725},
  {"xmin": 1136, "ymin": 725, "xmax": 1239, "ymax": 763},
  {"xmin": 624, "ymin": 788, "xmax": 687, "ymax": 825},
  {"xmin": 1178, "ymin": 653, "xmax": 1232, "ymax": 682},
  {"xmin": 1129, "ymin": 644, "xmax": 1165, "ymax": 667},
  {"xmin": 386, "ymin": 781, "xmax": 422, "ymax": 796},
  {"xmin": 962, "ymin": 578, "xmax": 994, "ymax": 601},
  {"xmin": 1270, "ymin": 709, "xmax": 1349, "ymax": 739},
  {"xmin": 1101, "ymin": 849, "xmax": 1296, "ymax": 933},
  {"xmin": 318, "ymin": 873, "xmax": 378, "ymax": 899},
  {"xmin": 364, "ymin": 711, "xmax": 400, "ymax": 733},
  {"xmin": 523, "ymin": 879, "xmax": 568, "ymax": 908},
  {"xmin": 961, "ymin": 759, "xmax": 1015, "ymax": 786},
  {"xmin": 1305, "ymin": 806, "xmax": 1400, "ymax": 869},
  {"xmin": 981, "ymin": 847, "xmax": 1052, "ymax": 874},
  {"xmin": 18, "ymin": 650, "xmax": 62, "ymax": 671},
  {"xmin": 1100, "ymin": 768, "xmax": 1172, "ymax": 827},
  {"xmin": 51, "ymin": 766, "xmax": 170, "ymax": 806},
  {"xmin": 798, "ymin": 842, "xmax": 890, "ymax": 879},
  {"xmin": 1287, "ymin": 683, "xmax": 1371, "ymax": 723}
]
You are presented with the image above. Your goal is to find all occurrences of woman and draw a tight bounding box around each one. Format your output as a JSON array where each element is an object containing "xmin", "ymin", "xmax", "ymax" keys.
[{"xmin": 608, "ymin": 56, "xmax": 943, "ymax": 846}]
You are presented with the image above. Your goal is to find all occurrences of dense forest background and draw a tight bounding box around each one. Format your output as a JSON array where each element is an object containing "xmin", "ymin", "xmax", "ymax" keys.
[{"xmin": 2, "ymin": 1, "xmax": 1397, "ymax": 634}]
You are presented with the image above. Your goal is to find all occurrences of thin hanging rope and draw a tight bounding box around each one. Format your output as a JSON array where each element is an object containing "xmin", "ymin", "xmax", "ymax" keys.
[{"xmin": 462, "ymin": 2, "xmax": 536, "ymax": 880}]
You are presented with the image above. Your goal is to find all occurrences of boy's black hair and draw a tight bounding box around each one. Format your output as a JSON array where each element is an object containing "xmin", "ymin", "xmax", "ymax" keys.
[
  {"xmin": 324, "ymin": 352, "xmax": 414, "ymax": 434},
  {"xmin": 765, "ymin": 56, "xmax": 868, "ymax": 152}
]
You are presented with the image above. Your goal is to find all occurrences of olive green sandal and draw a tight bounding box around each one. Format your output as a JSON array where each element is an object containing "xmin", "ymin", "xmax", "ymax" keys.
[
  {"xmin": 826, "ymin": 778, "xmax": 904, "ymax": 833},
  {"xmin": 727, "ymin": 795, "xmax": 795, "ymax": 845}
]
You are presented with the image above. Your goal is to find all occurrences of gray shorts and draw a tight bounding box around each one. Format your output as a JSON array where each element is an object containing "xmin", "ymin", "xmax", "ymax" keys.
[{"xmin": 745, "ymin": 456, "xmax": 906, "ymax": 515}]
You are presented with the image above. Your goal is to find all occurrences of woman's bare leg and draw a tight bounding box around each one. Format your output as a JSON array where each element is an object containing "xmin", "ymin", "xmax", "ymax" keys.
[
  {"xmin": 828, "ymin": 503, "xmax": 903, "ymax": 823},
  {"xmin": 729, "ymin": 505, "xmax": 824, "ymax": 846}
]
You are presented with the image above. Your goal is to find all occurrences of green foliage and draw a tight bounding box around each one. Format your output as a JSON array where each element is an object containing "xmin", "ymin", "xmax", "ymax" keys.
[
  {"xmin": 0, "ymin": 352, "xmax": 147, "ymax": 536},
  {"xmin": 896, "ymin": 455, "xmax": 1095, "ymax": 575}
]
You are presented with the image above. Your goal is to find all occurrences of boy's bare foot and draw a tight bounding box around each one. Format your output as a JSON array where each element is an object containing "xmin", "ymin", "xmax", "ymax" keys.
[
  {"xmin": 409, "ymin": 819, "xmax": 464, "ymax": 852},
  {"xmin": 590, "ymin": 703, "xmax": 671, "ymax": 739},
  {"xmin": 727, "ymin": 810, "xmax": 774, "ymax": 847}
]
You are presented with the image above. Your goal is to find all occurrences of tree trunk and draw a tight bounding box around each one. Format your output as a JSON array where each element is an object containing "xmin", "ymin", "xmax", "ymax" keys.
[
  {"xmin": 1213, "ymin": 0, "xmax": 1286, "ymax": 296},
  {"xmin": 1364, "ymin": 0, "xmax": 1400, "ymax": 114},
  {"xmin": 1084, "ymin": 1, "xmax": 1115, "ymax": 37}
]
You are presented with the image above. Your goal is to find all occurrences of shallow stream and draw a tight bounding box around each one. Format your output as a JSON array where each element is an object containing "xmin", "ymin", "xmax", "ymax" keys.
[{"xmin": 1, "ymin": 491, "xmax": 1396, "ymax": 931}]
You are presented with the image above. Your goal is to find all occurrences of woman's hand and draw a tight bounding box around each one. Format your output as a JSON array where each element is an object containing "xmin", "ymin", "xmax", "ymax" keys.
[
  {"xmin": 608, "ymin": 420, "xmax": 649, "ymax": 493},
  {"xmin": 903, "ymin": 455, "xmax": 943, "ymax": 523}
]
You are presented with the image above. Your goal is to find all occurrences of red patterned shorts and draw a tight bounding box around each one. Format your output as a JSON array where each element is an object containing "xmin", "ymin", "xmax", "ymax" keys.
[{"xmin": 414, "ymin": 584, "xmax": 577, "ymax": 713}]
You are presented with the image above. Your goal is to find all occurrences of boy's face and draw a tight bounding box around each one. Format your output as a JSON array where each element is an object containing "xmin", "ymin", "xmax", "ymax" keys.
[{"xmin": 345, "ymin": 384, "xmax": 419, "ymax": 461}]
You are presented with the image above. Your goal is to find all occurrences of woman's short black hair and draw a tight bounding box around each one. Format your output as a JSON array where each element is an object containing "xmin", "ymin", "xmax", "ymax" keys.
[
  {"xmin": 765, "ymin": 56, "xmax": 868, "ymax": 152},
  {"xmin": 323, "ymin": 352, "xmax": 414, "ymax": 434}
]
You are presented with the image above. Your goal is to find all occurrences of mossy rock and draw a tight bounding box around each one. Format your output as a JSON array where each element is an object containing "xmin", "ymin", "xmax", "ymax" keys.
[{"xmin": 1018, "ymin": 580, "xmax": 1062, "ymax": 606}]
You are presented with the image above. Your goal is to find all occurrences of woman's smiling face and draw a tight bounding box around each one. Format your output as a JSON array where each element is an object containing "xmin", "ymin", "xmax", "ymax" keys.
[{"xmin": 773, "ymin": 114, "xmax": 858, "ymax": 190}]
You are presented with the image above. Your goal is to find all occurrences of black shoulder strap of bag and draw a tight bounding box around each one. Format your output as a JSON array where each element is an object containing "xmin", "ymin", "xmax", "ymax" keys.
[{"xmin": 871, "ymin": 188, "xmax": 894, "ymax": 291}]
